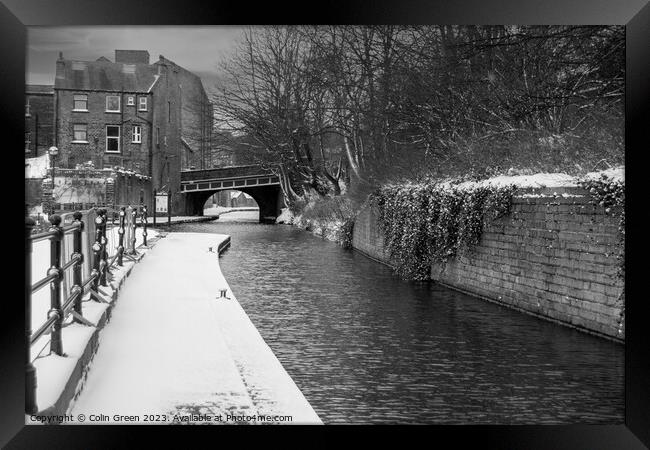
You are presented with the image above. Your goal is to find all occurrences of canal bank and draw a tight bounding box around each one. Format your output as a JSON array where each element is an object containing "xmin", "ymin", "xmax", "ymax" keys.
[
  {"xmin": 174, "ymin": 218, "xmax": 623, "ymax": 424},
  {"xmin": 67, "ymin": 232, "xmax": 321, "ymax": 424},
  {"xmin": 28, "ymin": 226, "xmax": 160, "ymax": 419}
]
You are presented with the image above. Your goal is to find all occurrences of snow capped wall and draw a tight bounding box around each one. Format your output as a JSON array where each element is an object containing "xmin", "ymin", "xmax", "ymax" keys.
[
  {"xmin": 25, "ymin": 154, "xmax": 50, "ymax": 179},
  {"xmin": 435, "ymin": 166, "xmax": 624, "ymax": 191}
]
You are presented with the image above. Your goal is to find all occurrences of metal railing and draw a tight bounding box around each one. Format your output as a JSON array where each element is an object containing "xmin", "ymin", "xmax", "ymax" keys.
[{"xmin": 25, "ymin": 204, "xmax": 149, "ymax": 414}]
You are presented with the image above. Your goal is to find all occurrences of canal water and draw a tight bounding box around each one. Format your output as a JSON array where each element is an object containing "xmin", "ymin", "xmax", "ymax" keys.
[{"xmin": 174, "ymin": 212, "xmax": 624, "ymax": 424}]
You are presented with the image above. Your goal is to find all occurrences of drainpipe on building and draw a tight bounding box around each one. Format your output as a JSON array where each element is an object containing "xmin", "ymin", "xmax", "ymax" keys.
[
  {"xmin": 148, "ymin": 104, "xmax": 154, "ymax": 215},
  {"xmin": 120, "ymin": 90, "xmax": 125, "ymax": 168},
  {"xmin": 131, "ymin": 92, "xmax": 154, "ymax": 212},
  {"xmin": 53, "ymin": 89, "xmax": 58, "ymax": 149},
  {"xmin": 147, "ymin": 95, "xmax": 153, "ymax": 181},
  {"xmin": 54, "ymin": 52, "xmax": 63, "ymax": 152},
  {"xmin": 34, "ymin": 114, "xmax": 39, "ymax": 157}
]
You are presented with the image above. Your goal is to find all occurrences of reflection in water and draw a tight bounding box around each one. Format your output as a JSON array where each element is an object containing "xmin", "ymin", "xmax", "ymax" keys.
[{"xmin": 174, "ymin": 216, "xmax": 624, "ymax": 424}]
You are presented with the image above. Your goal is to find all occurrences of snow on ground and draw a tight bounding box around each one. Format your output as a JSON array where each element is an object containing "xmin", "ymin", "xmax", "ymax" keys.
[
  {"xmin": 67, "ymin": 232, "xmax": 321, "ymax": 424},
  {"xmin": 143, "ymin": 215, "xmax": 218, "ymax": 224},
  {"xmin": 204, "ymin": 205, "xmax": 259, "ymax": 216},
  {"xmin": 275, "ymin": 208, "xmax": 294, "ymax": 224},
  {"xmin": 29, "ymin": 224, "xmax": 160, "ymax": 414},
  {"xmin": 32, "ymin": 323, "xmax": 97, "ymax": 411},
  {"xmin": 584, "ymin": 166, "xmax": 624, "ymax": 182}
]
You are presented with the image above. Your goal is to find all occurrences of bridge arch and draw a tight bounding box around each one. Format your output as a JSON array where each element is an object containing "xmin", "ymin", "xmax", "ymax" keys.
[
  {"xmin": 186, "ymin": 185, "xmax": 282, "ymax": 223},
  {"xmin": 203, "ymin": 190, "xmax": 258, "ymax": 212},
  {"xmin": 181, "ymin": 165, "xmax": 285, "ymax": 223}
]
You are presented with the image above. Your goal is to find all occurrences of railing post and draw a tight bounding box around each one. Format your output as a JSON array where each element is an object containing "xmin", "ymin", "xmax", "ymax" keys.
[
  {"xmin": 48, "ymin": 214, "xmax": 64, "ymax": 356},
  {"xmin": 117, "ymin": 207, "xmax": 125, "ymax": 266},
  {"xmin": 92, "ymin": 210, "xmax": 104, "ymax": 291},
  {"xmin": 167, "ymin": 191, "xmax": 172, "ymax": 227},
  {"xmin": 72, "ymin": 211, "xmax": 84, "ymax": 318},
  {"xmin": 152, "ymin": 189, "xmax": 157, "ymax": 228},
  {"xmin": 25, "ymin": 217, "xmax": 38, "ymax": 414},
  {"xmin": 130, "ymin": 207, "xmax": 137, "ymax": 251},
  {"xmin": 99, "ymin": 209, "xmax": 108, "ymax": 286},
  {"xmin": 141, "ymin": 204, "xmax": 148, "ymax": 247}
]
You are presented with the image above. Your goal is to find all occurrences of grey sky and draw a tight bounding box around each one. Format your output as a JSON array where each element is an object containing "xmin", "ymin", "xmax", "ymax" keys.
[{"xmin": 26, "ymin": 26, "xmax": 246, "ymax": 89}]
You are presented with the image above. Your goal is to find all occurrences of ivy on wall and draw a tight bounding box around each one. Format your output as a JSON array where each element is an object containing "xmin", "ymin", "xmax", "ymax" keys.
[
  {"xmin": 338, "ymin": 217, "xmax": 355, "ymax": 249},
  {"xmin": 577, "ymin": 173, "xmax": 625, "ymax": 333},
  {"xmin": 370, "ymin": 182, "xmax": 517, "ymax": 280}
]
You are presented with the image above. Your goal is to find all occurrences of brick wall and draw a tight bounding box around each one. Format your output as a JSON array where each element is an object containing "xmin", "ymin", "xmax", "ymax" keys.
[
  {"xmin": 351, "ymin": 187, "xmax": 625, "ymax": 341},
  {"xmin": 115, "ymin": 50, "xmax": 150, "ymax": 65},
  {"xmin": 40, "ymin": 168, "xmax": 152, "ymax": 211},
  {"xmin": 351, "ymin": 203, "xmax": 392, "ymax": 265},
  {"xmin": 25, "ymin": 88, "xmax": 55, "ymax": 157},
  {"xmin": 151, "ymin": 58, "xmax": 185, "ymax": 215},
  {"xmin": 55, "ymin": 90, "xmax": 153, "ymax": 172},
  {"xmin": 26, "ymin": 178, "xmax": 44, "ymax": 212},
  {"xmin": 178, "ymin": 67, "xmax": 211, "ymax": 170}
]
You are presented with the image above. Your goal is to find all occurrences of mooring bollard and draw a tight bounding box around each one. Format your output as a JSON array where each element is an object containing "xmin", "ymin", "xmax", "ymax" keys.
[
  {"xmin": 141, "ymin": 205, "xmax": 148, "ymax": 247},
  {"xmin": 72, "ymin": 211, "xmax": 84, "ymax": 318},
  {"xmin": 25, "ymin": 217, "xmax": 38, "ymax": 414},
  {"xmin": 48, "ymin": 214, "xmax": 64, "ymax": 356},
  {"xmin": 91, "ymin": 211, "xmax": 103, "ymax": 293},
  {"xmin": 117, "ymin": 207, "xmax": 125, "ymax": 266}
]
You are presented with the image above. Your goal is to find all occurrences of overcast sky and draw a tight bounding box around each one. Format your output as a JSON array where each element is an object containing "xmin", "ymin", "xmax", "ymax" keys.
[{"xmin": 26, "ymin": 26, "xmax": 246, "ymax": 89}]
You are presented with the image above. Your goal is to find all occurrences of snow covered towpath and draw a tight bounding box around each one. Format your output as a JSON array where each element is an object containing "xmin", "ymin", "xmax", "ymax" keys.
[{"xmin": 69, "ymin": 232, "xmax": 322, "ymax": 424}]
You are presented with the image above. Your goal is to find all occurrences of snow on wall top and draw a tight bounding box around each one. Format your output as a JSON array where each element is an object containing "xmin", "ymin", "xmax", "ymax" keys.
[
  {"xmin": 436, "ymin": 166, "xmax": 624, "ymax": 191},
  {"xmin": 25, "ymin": 154, "xmax": 50, "ymax": 179}
]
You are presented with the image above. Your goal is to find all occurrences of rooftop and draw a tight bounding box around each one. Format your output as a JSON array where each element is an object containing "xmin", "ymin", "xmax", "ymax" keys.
[
  {"xmin": 26, "ymin": 84, "xmax": 54, "ymax": 95},
  {"xmin": 55, "ymin": 58, "xmax": 157, "ymax": 93}
]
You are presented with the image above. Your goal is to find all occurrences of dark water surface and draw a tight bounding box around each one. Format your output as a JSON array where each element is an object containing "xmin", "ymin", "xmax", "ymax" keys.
[{"xmin": 175, "ymin": 215, "xmax": 624, "ymax": 424}]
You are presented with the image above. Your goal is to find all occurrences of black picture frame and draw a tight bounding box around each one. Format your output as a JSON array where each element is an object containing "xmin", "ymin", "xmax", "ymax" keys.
[{"xmin": 3, "ymin": 0, "xmax": 648, "ymax": 447}]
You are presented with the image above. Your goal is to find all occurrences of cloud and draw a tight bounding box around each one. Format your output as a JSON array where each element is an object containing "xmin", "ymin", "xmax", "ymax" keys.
[
  {"xmin": 28, "ymin": 28, "xmax": 93, "ymax": 52},
  {"xmin": 26, "ymin": 26, "xmax": 246, "ymax": 85}
]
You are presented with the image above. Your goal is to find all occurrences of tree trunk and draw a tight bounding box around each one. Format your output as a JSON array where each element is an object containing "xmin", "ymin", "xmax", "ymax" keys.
[{"xmin": 343, "ymin": 135, "xmax": 363, "ymax": 181}]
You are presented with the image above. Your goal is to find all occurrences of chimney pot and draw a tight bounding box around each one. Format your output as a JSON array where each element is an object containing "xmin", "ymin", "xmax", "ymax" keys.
[{"xmin": 114, "ymin": 50, "xmax": 150, "ymax": 65}]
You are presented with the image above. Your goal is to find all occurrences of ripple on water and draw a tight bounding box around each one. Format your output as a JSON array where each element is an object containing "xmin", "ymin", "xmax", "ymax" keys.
[{"xmin": 172, "ymin": 219, "xmax": 624, "ymax": 424}]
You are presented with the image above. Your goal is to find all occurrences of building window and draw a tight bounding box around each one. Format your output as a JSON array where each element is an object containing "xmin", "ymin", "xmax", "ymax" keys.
[
  {"xmin": 156, "ymin": 127, "xmax": 159, "ymax": 145},
  {"xmin": 73, "ymin": 124, "xmax": 88, "ymax": 142},
  {"xmin": 127, "ymin": 96, "xmax": 135, "ymax": 106},
  {"xmin": 138, "ymin": 97, "xmax": 147, "ymax": 111},
  {"xmin": 25, "ymin": 101, "xmax": 31, "ymax": 117},
  {"xmin": 106, "ymin": 125, "xmax": 120, "ymax": 153},
  {"xmin": 106, "ymin": 95, "xmax": 120, "ymax": 112},
  {"xmin": 73, "ymin": 94, "xmax": 88, "ymax": 111},
  {"xmin": 132, "ymin": 125, "xmax": 142, "ymax": 143},
  {"xmin": 25, "ymin": 132, "xmax": 31, "ymax": 152}
]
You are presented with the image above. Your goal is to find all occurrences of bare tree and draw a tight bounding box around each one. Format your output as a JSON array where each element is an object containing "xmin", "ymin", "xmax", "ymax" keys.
[{"xmin": 212, "ymin": 25, "xmax": 624, "ymax": 198}]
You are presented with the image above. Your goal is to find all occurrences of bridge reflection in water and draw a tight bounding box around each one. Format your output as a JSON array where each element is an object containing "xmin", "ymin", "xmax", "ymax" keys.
[{"xmin": 173, "ymin": 214, "xmax": 624, "ymax": 425}]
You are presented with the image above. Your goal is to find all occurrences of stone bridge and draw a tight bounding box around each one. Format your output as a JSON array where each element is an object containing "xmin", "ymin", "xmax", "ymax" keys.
[{"xmin": 181, "ymin": 165, "xmax": 284, "ymax": 223}]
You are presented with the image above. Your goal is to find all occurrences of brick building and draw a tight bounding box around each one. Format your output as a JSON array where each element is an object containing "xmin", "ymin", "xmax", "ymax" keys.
[
  {"xmin": 25, "ymin": 84, "xmax": 55, "ymax": 157},
  {"xmin": 50, "ymin": 50, "xmax": 213, "ymax": 214}
]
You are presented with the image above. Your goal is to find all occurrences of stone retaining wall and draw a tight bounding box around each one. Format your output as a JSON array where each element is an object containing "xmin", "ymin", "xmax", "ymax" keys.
[{"xmin": 351, "ymin": 187, "xmax": 625, "ymax": 341}]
